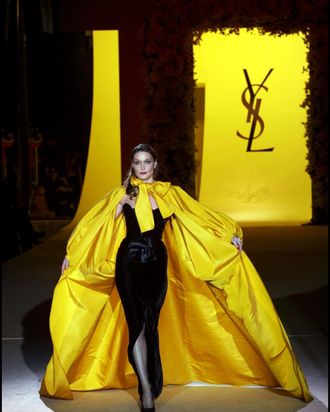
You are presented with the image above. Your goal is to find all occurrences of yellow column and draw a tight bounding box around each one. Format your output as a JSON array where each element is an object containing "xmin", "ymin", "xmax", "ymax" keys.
[{"xmin": 71, "ymin": 30, "xmax": 121, "ymax": 224}]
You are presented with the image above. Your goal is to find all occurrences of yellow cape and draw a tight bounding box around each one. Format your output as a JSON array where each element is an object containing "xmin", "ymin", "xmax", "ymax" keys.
[{"xmin": 40, "ymin": 181, "xmax": 312, "ymax": 401}]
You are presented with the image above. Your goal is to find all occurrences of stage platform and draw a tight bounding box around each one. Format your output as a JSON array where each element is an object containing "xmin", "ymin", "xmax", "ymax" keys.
[{"xmin": 2, "ymin": 223, "xmax": 328, "ymax": 411}]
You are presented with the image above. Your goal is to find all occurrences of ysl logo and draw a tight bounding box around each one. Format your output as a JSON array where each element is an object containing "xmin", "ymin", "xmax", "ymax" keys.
[{"xmin": 237, "ymin": 69, "xmax": 274, "ymax": 152}]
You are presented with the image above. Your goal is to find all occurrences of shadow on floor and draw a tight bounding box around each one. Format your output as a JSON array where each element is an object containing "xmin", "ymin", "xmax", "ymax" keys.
[
  {"xmin": 40, "ymin": 385, "xmax": 316, "ymax": 412},
  {"xmin": 274, "ymin": 285, "xmax": 328, "ymax": 336},
  {"xmin": 21, "ymin": 299, "xmax": 53, "ymax": 377}
]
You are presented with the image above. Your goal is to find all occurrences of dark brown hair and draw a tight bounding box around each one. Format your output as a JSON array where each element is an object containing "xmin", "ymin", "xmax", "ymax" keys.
[{"xmin": 123, "ymin": 143, "xmax": 158, "ymax": 198}]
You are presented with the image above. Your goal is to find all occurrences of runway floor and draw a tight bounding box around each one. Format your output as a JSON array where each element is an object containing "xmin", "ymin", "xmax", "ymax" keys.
[{"xmin": 2, "ymin": 223, "xmax": 328, "ymax": 412}]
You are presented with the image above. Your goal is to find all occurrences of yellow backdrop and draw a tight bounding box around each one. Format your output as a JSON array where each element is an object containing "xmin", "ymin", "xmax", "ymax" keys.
[
  {"xmin": 71, "ymin": 31, "xmax": 121, "ymax": 225},
  {"xmin": 194, "ymin": 29, "xmax": 311, "ymax": 224},
  {"xmin": 72, "ymin": 29, "xmax": 311, "ymax": 226}
]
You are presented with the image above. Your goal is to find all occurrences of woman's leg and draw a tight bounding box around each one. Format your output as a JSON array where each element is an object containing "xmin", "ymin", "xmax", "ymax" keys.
[{"xmin": 132, "ymin": 323, "xmax": 154, "ymax": 408}]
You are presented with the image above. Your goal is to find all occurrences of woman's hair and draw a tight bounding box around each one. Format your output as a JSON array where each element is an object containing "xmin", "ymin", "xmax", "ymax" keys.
[{"xmin": 123, "ymin": 143, "xmax": 158, "ymax": 199}]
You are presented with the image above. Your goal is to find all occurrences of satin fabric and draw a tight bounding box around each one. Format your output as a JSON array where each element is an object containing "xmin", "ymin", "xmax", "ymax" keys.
[{"xmin": 39, "ymin": 180, "xmax": 312, "ymax": 401}]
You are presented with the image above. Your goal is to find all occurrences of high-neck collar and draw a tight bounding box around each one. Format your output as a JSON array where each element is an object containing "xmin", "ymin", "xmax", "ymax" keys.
[
  {"xmin": 129, "ymin": 176, "xmax": 173, "ymax": 232},
  {"xmin": 130, "ymin": 176, "xmax": 171, "ymax": 197}
]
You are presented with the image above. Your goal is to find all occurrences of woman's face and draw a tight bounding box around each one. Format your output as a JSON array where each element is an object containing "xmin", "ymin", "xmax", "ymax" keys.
[{"xmin": 132, "ymin": 151, "xmax": 157, "ymax": 183}]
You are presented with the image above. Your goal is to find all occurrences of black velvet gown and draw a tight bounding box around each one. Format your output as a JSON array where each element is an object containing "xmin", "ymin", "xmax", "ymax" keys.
[{"xmin": 115, "ymin": 203, "xmax": 168, "ymax": 398}]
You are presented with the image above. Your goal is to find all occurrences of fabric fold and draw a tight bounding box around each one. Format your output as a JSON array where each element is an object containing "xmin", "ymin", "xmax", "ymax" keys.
[{"xmin": 40, "ymin": 180, "xmax": 312, "ymax": 402}]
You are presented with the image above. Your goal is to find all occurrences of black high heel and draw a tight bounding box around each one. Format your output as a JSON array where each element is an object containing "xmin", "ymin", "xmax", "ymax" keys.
[{"xmin": 139, "ymin": 394, "xmax": 155, "ymax": 412}]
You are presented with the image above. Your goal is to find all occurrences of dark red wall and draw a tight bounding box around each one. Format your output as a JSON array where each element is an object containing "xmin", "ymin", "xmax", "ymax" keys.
[{"xmin": 58, "ymin": 0, "xmax": 147, "ymax": 177}]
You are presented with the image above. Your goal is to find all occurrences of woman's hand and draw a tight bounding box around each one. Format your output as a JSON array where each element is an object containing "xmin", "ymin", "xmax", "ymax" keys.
[
  {"xmin": 61, "ymin": 257, "xmax": 69, "ymax": 274},
  {"xmin": 231, "ymin": 235, "xmax": 243, "ymax": 253}
]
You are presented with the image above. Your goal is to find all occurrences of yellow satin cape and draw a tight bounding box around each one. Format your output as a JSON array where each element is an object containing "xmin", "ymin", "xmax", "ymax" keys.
[{"xmin": 39, "ymin": 180, "xmax": 312, "ymax": 401}]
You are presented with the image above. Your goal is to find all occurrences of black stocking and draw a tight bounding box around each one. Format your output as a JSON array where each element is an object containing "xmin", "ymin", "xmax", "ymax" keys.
[{"xmin": 132, "ymin": 323, "xmax": 154, "ymax": 408}]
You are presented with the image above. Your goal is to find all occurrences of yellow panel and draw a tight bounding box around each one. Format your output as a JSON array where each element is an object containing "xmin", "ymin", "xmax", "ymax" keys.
[
  {"xmin": 194, "ymin": 29, "xmax": 311, "ymax": 224},
  {"xmin": 194, "ymin": 84, "xmax": 205, "ymax": 198},
  {"xmin": 71, "ymin": 31, "xmax": 121, "ymax": 224}
]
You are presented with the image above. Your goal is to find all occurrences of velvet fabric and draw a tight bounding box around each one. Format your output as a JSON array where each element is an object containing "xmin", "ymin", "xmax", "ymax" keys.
[{"xmin": 115, "ymin": 204, "xmax": 168, "ymax": 398}]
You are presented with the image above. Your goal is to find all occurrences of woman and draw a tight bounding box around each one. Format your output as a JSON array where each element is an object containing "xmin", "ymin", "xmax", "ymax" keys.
[{"xmin": 40, "ymin": 144, "xmax": 312, "ymax": 410}]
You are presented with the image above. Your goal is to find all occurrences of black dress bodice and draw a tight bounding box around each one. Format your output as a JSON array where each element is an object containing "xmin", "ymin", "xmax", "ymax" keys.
[
  {"xmin": 122, "ymin": 203, "xmax": 166, "ymax": 240},
  {"xmin": 120, "ymin": 204, "xmax": 167, "ymax": 264}
]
